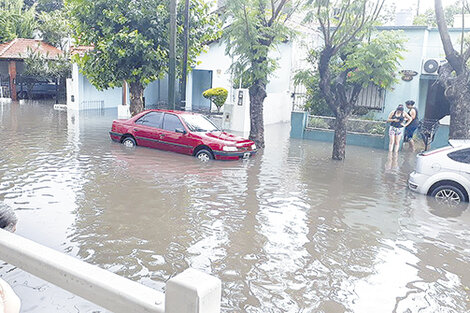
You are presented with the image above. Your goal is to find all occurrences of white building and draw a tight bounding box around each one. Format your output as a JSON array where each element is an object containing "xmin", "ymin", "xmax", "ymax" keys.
[{"xmin": 67, "ymin": 29, "xmax": 315, "ymax": 132}]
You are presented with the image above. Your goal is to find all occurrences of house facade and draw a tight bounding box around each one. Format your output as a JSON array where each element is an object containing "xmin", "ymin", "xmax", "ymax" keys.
[
  {"xmin": 291, "ymin": 26, "xmax": 470, "ymax": 150},
  {"xmin": 67, "ymin": 35, "xmax": 307, "ymax": 131},
  {"xmin": 0, "ymin": 38, "xmax": 63, "ymax": 100}
]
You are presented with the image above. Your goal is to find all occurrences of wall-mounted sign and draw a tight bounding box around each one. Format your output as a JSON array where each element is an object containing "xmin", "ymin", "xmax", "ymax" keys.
[
  {"xmin": 399, "ymin": 70, "xmax": 418, "ymax": 81},
  {"xmin": 238, "ymin": 90, "xmax": 244, "ymax": 106}
]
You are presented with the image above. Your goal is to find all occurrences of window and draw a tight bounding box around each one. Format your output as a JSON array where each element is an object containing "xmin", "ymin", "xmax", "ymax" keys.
[
  {"xmin": 135, "ymin": 112, "xmax": 163, "ymax": 128},
  {"xmin": 353, "ymin": 84, "xmax": 385, "ymax": 111},
  {"xmin": 162, "ymin": 114, "xmax": 184, "ymax": 132},
  {"xmin": 181, "ymin": 114, "xmax": 219, "ymax": 132},
  {"xmin": 448, "ymin": 148, "xmax": 470, "ymax": 164}
]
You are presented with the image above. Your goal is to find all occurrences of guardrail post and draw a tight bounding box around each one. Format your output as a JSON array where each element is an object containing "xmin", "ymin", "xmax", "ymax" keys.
[{"xmin": 165, "ymin": 268, "xmax": 221, "ymax": 313}]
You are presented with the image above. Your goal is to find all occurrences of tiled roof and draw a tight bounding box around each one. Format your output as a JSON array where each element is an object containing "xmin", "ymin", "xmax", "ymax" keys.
[{"xmin": 0, "ymin": 38, "xmax": 63, "ymax": 60}]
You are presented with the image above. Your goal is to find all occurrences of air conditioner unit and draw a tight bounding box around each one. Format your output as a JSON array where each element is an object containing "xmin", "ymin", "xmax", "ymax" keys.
[{"xmin": 422, "ymin": 58, "xmax": 446, "ymax": 75}]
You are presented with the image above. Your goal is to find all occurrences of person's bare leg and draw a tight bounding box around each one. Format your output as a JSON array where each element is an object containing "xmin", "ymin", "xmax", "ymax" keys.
[
  {"xmin": 394, "ymin": 134, "xmax": 402, "ymax": 153},
  {"xmin": 409, "ymin": 138, "xmax": 415, "ymax": 151},
  {"xmin": 389, "ymin": 134, "xmax": 395, "ymax": 152}
]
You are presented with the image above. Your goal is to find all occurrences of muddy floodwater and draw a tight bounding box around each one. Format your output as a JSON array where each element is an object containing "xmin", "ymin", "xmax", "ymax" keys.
[{"xmin": 1, "ymin": 101, "xmax": 470, "ymax": 313}]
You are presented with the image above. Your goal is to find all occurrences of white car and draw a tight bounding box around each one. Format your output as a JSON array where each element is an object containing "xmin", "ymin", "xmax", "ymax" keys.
[{"xmin": 408, "ymin": 140, "xmax": 470, "ymax": 204}]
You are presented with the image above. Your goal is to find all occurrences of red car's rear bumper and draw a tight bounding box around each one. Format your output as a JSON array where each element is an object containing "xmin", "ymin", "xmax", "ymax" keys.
[{"xmin": 109, "ymin": 132, "xmax": 121, "ymax": 142}]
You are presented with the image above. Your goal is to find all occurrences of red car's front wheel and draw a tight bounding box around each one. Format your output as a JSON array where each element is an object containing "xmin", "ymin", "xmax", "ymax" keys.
[{"xmin": 195, "ymin": 149, "xmax": 213, "ymax": 162}]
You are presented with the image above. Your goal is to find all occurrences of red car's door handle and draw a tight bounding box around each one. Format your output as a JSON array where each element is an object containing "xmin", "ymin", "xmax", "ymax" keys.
[
  {"xmin": 160, "ymin": 134, "xmax": 165, "ymax": 138},
  {"xmin": 133, "ymin": 128, "xmax": 138, "ymax": 132}
]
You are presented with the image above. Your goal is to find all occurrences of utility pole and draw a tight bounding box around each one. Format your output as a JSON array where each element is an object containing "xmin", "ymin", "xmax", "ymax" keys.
[
  {"xmin": 180, "ymin": 0, "xmax": 190, "ymax": 111},
  {"xmin": 169, "ymin": 0, "xmax": 177, "ymax": 109},
  {"xmin": 416, "ymin": 0, "xmax": 420, "ymax": 16}
]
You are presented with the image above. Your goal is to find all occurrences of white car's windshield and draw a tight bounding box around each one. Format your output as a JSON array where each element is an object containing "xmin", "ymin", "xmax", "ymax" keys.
[{"xmin": 182, "ymin": 114, "xmax": 220, "ymax": 132}]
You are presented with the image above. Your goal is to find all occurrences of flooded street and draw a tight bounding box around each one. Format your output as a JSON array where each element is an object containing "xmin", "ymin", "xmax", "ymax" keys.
[{"xmin": 1, "ymin": 101, "xmax": 470, "ymax": 313}]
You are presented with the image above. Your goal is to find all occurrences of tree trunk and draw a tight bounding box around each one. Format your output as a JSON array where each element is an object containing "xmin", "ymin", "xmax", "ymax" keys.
[
  {"xmin": 332, "ymin": 114, "xmax": 348, "ymax": 160},
  {"xmin": 129, "ymin": 81, "xmax": 144, "ymax": 116},
  {"xmin": 435, "ymin": 0, "xmax": 470, "ymax": 139},
  {"xmin": 447, "ymin": 81, "xmax": 470, "ymax": 139},
  {"xmin": 248, "ymin": 79, "xmax": 267, "ymax": 148}
]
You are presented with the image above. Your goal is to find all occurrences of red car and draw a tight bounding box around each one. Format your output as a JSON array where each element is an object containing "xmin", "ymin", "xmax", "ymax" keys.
[{"xmin": 109, "ymin": 109, "xmax": 257, "ymax": 161}]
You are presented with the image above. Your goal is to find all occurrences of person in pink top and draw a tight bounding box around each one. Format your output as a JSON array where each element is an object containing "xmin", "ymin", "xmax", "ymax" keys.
[{"xmin": 0, "ymin": 207, "xmax": 20, "ymax": 313}]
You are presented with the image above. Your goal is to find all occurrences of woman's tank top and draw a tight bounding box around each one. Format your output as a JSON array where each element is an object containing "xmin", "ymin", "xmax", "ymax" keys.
[
  {"xmin": 390, "ymin": 111, "xmax": 404, "ymax": 128},
  {"xmin": 408, "ymin": 107, "xmax": 419, "ymax": 127}
]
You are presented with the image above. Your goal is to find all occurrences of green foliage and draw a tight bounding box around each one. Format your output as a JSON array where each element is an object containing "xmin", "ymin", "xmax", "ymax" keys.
[
  {"xmin": 308, "ymin": 117, "xmax": 330, "ymax": 129},
  {"xmin": 296, "ymin": 31, "xmax": 406, "ymax": 115},
  {"xmin": 294, "ymin": 63, "xmax": 333, "ymax": 116},
  {"xmin": 368, "ymin": 123, "xmax": 386, "ymax": 135},
  {"xmin": 36, "ymin": 0, "xmax": 62, "ymax": 12},
  {"xmin": 23, "ymin": 47, "xmax": 71, "ymax": 78},
  {"xmin": 342, "ymin": 31, "xmax": 406, "ymax": 89},
  {"xmin": 0, "ymin": 0, "xmax": 37, "ymax": 43},
  {"xmin": 66, "ymin": 0, "xmax": 169, "ymax": 89},
  {"xmin": 308, "ymin": 115, "xmax": 387, "ymax": 135},
  {"xmin": 24, "ymin": 0, "xmax": 63, "ymax": 12},
  {"xmin": 176, "ymin": 1, "xmax": 222, "ymax": 77},
  {"xmin": 66, "ymin": 0, "xmax": 221, "ymax": 91},
  {"xmin": 413, "ymin": 1, "xmax": 467, "ymax": 27},
  {"xmin": 38, "ymin": 9, "xmax": 69, "ymax": 48},
  {"xmin": 223, "ymin": 0, "xmax": 296, "ymax": 86},
  {"xmin": 202, "ymin": 87, "xmax": 227, "ymax": 112}
]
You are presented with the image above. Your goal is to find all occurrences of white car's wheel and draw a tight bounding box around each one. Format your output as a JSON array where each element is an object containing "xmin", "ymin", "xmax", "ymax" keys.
[{"xmin": 430, "ymin": 184, "xmax": 466, "ymax": 204}]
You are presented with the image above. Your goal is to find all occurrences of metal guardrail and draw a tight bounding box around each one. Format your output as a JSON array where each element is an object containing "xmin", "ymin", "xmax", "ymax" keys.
[
  {"xmin": 307, "ymin": 115, "xmax": 387, "ymax": 136},
  {"xmin": 0, "ymin": 229, "xmax": 221, "ymax": 313}
]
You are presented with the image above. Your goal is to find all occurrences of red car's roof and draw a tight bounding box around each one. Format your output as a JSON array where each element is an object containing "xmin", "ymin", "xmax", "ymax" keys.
[{"xmin": 141, "ymin": 109, "xmax": 199, "ymax": 115}]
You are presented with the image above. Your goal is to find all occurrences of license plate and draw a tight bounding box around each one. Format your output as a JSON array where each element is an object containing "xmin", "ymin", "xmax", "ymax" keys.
[{"xmin": 243, "ymin": 152, "xmax": 250, "ymax": 159}]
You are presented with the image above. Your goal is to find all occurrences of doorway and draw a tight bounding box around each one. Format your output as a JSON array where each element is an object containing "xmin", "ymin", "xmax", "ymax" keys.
[{"xmin": 191, "ymin": 70, "xmax": 212, "ymax": 112}]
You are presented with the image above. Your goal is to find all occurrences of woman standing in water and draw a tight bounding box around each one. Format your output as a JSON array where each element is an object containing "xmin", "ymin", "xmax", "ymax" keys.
[
  {"xmin": 404, "ymin": 100, "xmax": 419, "ymax": 151},
  {"xmin": 0, "ymin": 207, "xmax": 21, "ymax": 313},
  {"xmin": 387, "ymin": 104, "xmax": 411, "ymax": 153}
]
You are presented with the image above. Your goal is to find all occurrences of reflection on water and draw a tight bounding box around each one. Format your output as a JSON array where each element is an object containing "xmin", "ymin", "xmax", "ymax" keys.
[{"xmin": 1, "ymin": 101, "xmax": 470, "ymax": 313}]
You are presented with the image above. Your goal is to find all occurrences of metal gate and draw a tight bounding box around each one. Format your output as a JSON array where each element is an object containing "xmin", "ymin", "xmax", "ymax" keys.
[
  {"xmin": 292, "ymin": 84, "xmax": 307, "ymax": 112},
  {"xmin": 0, "ymin": 75, "xmax": 10, "ymax": 98}
]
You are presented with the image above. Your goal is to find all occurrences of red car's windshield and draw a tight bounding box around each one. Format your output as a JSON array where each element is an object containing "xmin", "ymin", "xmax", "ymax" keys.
[{"xmin": 181, "ymin": 114, "xmax": 220, "ymax": 132}]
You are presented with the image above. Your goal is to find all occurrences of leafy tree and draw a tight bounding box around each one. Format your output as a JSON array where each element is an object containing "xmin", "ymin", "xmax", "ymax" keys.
[
  {"xmin": 414, "ymin": 1, "xmax": 467, "ymax": 26},
  {"xmin": 223, "ymin": 0, "xmax": 300, "ymax": 148},
  {"xmin": 176, "ymin": 0, "xmax": 222, "ymax": 83},
  {"xmin": 304, "ymin": 0, "xmax": 406, "ymax": 160},
  {"xmin": 22, "ymin": 47, "xmax": 71, "ymax": 98},
  {"xmin": 203, "ymin": 87, "xmax": 228, "ymax": 113},
  {"xmin": 434, "ymin": 0, "xmax": 470, "ymax": 139},
  {"xmin": 66, "ymin": 0, "xmax": 220, "ymax": 116},
  {"xmin": 38, "ymin": 9, "xmax": 69, "ymax": 49},
  {"xmin": 36, "ymin": 0, "xmax": 62, "ymax": 12},
  {"xmin": 24, "ymin": 0, "xmax": 63, "ymax": 12},
  {"xmin": 0, "ymin": 0, "xmax": 36, "ymax": 43}
]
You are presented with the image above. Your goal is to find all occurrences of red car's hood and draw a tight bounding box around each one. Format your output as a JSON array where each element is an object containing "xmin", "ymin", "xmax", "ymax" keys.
[{"xmin": 202, "ymin": 131, "xmax": 253, "ymax": 146}]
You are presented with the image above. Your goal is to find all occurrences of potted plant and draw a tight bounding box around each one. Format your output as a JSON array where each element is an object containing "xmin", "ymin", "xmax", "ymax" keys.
[{"xmin": 202, "ymin": 87, "xmax": 228, "ymax": 113}]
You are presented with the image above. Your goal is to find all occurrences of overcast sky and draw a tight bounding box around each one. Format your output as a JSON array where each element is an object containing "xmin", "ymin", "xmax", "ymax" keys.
[{"xmin": 394, "ymin": 0, "xmax": 458, "ymax": 14}]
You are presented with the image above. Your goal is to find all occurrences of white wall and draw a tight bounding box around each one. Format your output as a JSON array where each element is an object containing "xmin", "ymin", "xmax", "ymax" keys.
[
  {"xmin": 189, "ymin": 42, "xmax": 233, "ymax": 111},
  {"xmin": 67, "ymin": 64, "xmax": 122, "ymax": 110},
  {"xmin": 193, "ymin": 41, "xmax": 295, "ymax": 126},
  {"xmin": 67, "ymin": 64, "xmax": 162, "ymax": 113}
]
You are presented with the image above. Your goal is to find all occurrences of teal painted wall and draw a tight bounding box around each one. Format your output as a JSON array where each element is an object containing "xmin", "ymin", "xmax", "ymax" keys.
[
  {"xmin": 291, "ymin": 111, "xmax": 388, "ymax": 149},
  {"xmin": 378, "ymin": 27, "xmax": 470, "ymax": 124},
  {"xmin": 303, "ymin": 129, "xmax": 386, "ymax": 149}
]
